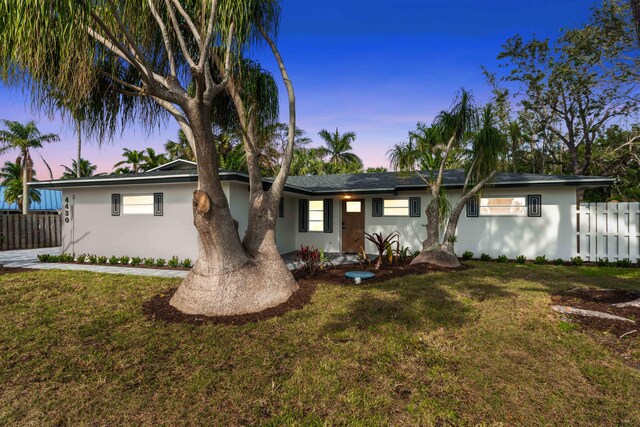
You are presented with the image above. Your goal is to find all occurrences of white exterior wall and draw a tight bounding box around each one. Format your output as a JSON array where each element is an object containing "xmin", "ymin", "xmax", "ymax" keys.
[
  {"xmin": 293, "ymin": 186, "xmax": 578, "ymax": 260},
  {"xmin": 62, "ymin": 182, "xmax": 200, "ymax": 259},
  {"xmin": 61, "ymin": 180, "xmax": 579, "ymax": 261}
]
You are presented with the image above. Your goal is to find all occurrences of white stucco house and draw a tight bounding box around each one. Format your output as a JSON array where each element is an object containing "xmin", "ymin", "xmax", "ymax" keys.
[{"xmin": 32, "ymin": 159, "xmax": 614, "ymax": 261}]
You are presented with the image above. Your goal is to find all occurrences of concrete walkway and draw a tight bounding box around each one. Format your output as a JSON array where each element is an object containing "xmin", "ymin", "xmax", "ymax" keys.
[{"xmin": 0, "ymin": 248, "xmax": 362, "ymax": 278}]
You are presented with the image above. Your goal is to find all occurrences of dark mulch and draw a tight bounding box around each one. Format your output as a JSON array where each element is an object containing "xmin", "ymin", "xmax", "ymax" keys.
[
  {"xmin": 143, "ymin": 280, "xmax": 317, "ymax": 326},
  {"xmin": 0, "ymin": 267, "xmax": 32, "ymax": 276},
  {"xmin": 552, "ymin": 288, "xmax": 640, "ymax": 368},
  {"xmin": 552, "ymin": 288, "xmax": 639, "ymax": 335},
  {"xmin": 143, "ymin": 261, "xmax": 458, "ymax": 325}
]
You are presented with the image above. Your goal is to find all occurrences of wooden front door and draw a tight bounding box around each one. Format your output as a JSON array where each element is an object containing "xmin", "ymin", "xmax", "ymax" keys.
[{"xmin": 342, "ymin": 199, "xmax": 365, "ymax": 253}]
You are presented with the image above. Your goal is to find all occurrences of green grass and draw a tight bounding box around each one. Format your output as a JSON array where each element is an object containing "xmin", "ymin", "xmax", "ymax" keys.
[{"xmin": 1, "ymin": 263, "xmax": 639, "ymax": 425}]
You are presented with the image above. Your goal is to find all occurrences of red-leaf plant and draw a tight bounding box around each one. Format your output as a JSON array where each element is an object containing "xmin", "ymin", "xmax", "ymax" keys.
[{"xmin": 363, "ymin": 231, "xmax": 400, "ymax": 270}]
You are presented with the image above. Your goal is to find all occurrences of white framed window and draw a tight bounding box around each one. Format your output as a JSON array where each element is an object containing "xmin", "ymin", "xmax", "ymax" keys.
[
  {"xmin": 308, "ymin": 200, "xmax": 324, "ymax": 231},
  {"xmin": 345, "ymin": 201, "xmax": 362, "ymax": 213},
  {"xmin": 479, "ymin": 197, "xmax": 526, "ymax": 216},
  {"xmin": 383, "ymin": 199, "xmax": 409, "ymax": 216},
  {"xmin": 122, "ymin": 195, "xmax": 155, "ymax": 215}
]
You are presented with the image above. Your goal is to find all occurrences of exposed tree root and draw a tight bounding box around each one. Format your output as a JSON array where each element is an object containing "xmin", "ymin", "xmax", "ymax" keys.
[
  {"xmin": 552, "ymin": 305, "xmax": 636, "ymax": 323},
  {"xmin": 613, "ymin": 298, "xmax": 640, "ymax": 308}
]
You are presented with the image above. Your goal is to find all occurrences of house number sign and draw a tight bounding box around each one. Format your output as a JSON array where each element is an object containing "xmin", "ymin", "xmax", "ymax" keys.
[{"xmin": 63, "ymin": 196, "xmax": 73, "ymax": 223}]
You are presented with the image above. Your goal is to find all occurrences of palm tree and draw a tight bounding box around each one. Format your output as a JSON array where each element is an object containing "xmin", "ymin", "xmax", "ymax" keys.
[
  {"xmin": 113, "ymin": 148, "xmax": 146, "ymax": 173},
  {"xmin": 365, "ymin": 166, "xmax": 388, "ymax": 173},
  {"xmin": 0, "ymin": 120, "xmax": 58, "ymax": 214},
  {"xmin": 61, "ymin": 158, "xmax": 97, "ymax": 179},
  {"xmin": 0, "ymin": 159, "xmax": 40, "ymax": 211},
  {"xmin": 141, "ymin": 148, "xmax": 168, "ymax": 171},
  {"xmin": 394, "ymin": 90, "xmax": 507, "ymax": 268},
  {"xmin": 289, "ymin": 148, "xmax": 325, "ymax": 175},
  {"xmin": 317, "ymin": 128, "xmax": 363, "ymax": 172},
  {"xmin": 164, "ymin": 130, "xmax": 195, "ymax": 162}
]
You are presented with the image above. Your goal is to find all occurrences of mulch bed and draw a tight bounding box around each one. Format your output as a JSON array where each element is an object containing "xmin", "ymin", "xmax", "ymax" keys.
[
  {"xmin": 143, "ymin": 261, "xmax": 457, "ymax": 326},
  {"xmin": 0, "ymin": 267, "xmax": 31, "ymax": 276},
  {"xmin": 552, "ymin": 288, "xmax": 640, "ymax": 368}
]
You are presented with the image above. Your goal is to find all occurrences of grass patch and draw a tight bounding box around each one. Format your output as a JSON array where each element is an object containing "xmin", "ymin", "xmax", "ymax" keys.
[{"xmin": 1, "ymin": 264, "xmax": 639, "ymax": 425}]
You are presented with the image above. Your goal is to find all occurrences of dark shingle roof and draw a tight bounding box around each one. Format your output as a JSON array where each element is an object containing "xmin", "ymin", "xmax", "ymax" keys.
[{"xmin": 31, "ymin": 167, "xmax": 615, "ymax": 194}]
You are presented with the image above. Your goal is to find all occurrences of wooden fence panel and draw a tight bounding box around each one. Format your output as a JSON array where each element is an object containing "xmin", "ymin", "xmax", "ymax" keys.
[
  {"xmin": 0, "ymin": 213, "xmax": 61, "ymax": 250},
  {"xmin": 576, "ymin": 202, "xmax": 640, "ymax": 262}
]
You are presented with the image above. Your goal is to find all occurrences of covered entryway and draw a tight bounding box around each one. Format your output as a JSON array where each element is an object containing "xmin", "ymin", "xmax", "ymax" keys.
[{"xmin": 341, "ymin": 199, "xmax": 365, "ymax": 253}]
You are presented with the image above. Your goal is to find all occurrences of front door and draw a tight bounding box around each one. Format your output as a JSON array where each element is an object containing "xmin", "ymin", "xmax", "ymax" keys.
[{"xmin": 342, "ymin": 199, "xmax": 365, "ymax": 253}]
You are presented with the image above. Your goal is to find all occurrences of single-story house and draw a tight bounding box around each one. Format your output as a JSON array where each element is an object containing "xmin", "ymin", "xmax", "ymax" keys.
[{"xmin": 32, "ymin": 159, "xmax": 614, "ymax": 260}]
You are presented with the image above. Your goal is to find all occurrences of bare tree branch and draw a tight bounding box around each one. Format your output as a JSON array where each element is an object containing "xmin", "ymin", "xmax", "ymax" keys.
[{"xmin": 164, "ymin": 0, "xmax": 197, "ymax": 68}]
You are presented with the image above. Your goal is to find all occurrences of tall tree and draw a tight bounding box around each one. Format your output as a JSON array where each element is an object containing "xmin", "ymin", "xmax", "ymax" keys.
[
  {"xmin": 141, "ymin": 147, "xmax": 168, "ymax": 170},
  {"xmin": 317, "ymin": 128, "xmax": 363, "ymax": 173},
  {"xmin": 390, "ymin": 90, "xmax": 507, "ymax": 268},
  {"xmin": 113, "ymin": 148, "xmax": 146, "ymax": 173},
  {"xmin": 0, "ymin": 120, "xmax": 58, "ymax": 214},
  {"xmin": 61, "ymin": 158, "xmax": 98, "ymax": 179},
  {"xmin": 0, "ymin": 159, "xmax": 40, "ymax": 212},
  {"xmin": 165, "ymin": 130, "xmax": 196, "ymax": 162},
  {"xmin": 496, "ymin": 17, "xmax": 639, "ymax": 184},
  {"xmin": 0, "ymin": 1, "xmax": 298, "ymax": 315}
]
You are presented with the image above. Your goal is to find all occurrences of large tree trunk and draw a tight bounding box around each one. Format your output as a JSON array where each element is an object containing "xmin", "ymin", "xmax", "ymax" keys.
[
  {"xmin": 76, "ymin": 121, "xmax": 82, "ymax": 178},
  {"xmin": 169, "ymin": 108, "xmax": 297, "ymax": 316},
  {"xmin": 21, "ymin": 152, "xmax": 29, "ymax": 215}
]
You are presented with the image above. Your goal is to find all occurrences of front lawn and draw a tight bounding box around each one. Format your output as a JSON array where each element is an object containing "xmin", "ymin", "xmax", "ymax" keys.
[{"xmin": 1, "ymin": 264, "xmax": 639, "ymax": 425}]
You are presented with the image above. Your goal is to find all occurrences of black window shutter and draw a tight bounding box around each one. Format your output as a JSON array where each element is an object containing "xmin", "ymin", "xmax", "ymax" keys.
[
  {"xmin": 154, "ymin": 193, "xmax": 163, "ymax": 216},
  {"xmin": 323, "ymin": 199, "xmax": 333, "ymax": 233},
  {"xmin": 279, "ymin": 197, "xmax": 285, "ymax": 218},
  {"xmin": 111, "ymin": 194, "xmax": 121, "ymax": 216},
  {"xmin": 409, "ymin": 197, "xmax": 421, "ymax": 217},
  {"xmin": 372, "ymin": 198, "xmax": 383, "ymax": 217},
  {"xmin": 298, "ymin": 199, "xmax": 308, "ymax": 232},
  {"xmin": 527, "ymin": 195, "xmax": 542, "ymax": 217},
  {"xmin": 466, "ymin": 196, "xmax": 479, "ymax": 218}
]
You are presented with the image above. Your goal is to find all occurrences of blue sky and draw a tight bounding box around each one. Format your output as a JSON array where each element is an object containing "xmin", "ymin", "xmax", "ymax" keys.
[{"xmin": 0, "ymin": 0, "xmax": 595, "ymax": 177}]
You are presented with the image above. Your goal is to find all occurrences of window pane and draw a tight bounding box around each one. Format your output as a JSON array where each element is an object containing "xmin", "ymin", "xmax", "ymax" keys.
[
  {"xmin": 122, "ymin": 195, "xmax": 154, "ymax": 215},
  {"xmin": 122, "ymin": 203, "xmax": 154, "ymax": 214},
  {"xmin": 479, "ymin": 197, "xmax": 526, "ymax": 216},
  {"xmin": 123, "ymin": 195, "xmax": 154, "ymax": 205},
  {"xmin": 309, "ymin": 200, "xmax": 324, "ymax": 210},
  {"xmin": 308, "ymin": 221, "xmax": 324, "ymax": 232},
  {"xmin": 309, "ymin": 210, "xmax": 324, "ymax": 221},
  {"xmin": 384, "ymin": 207, "xmax": 409, "ymax": 216},
  {"xmin": 346, "ymin": 201, "xmax": 361, "ymax": 212},
  {"xmin": 384, "ymin": 199, "xmax": 409, "ymax": 208}
]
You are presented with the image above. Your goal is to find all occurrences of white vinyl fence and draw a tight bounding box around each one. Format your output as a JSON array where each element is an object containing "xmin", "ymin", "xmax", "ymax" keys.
[{"xmin": 576, "ymin": 202, "xmax": 640, "ymax": 262}]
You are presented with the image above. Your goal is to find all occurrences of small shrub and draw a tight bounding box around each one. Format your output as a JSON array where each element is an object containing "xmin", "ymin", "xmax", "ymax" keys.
[
  {"xmin": 48, "ymin": 255, "xmax": 60, "ymax": 263},
  {"xmin": 497, "ymin": 255, "xmax": 508, "ymax": 263},
  {"xmin": 76, "ymin": 254, "xmax": 87, "ymax": 263},
  {"xmin": 318, "ymin": 250, "xmax": 334, "ymax": 270},
  {"xmin": 119, "ymin": 255, "xmax": 130, "ymax": 265},
  {"xmin": 554, "ymin": 258, "xmax": 565, "ymax": 266},
  {"xmin": 143, "ymin": 257, "xmax": 155, "ymax": 267},
  {"xmin": 97, "ymin": 256, "xmax": 107, "ymax": 264},
  {"xmin": 130, "ymin": 256, "xmax": 142, "ymax": 266},
  {"xmin": 168, "ymin": 256, "xmax": 180, "ymax": 268},
  {"xmin": 597, "ymin": 257, "xmax": 610, "ymax": 267},
  {"xmin": 571, "ymin": 256, "xmax": 583, "ymax": 266},
  {"xmin": 363, "ymin": 231, "xmax": 400, "ymax": 270},
  {"xmin": 516, "ymin": 255, "xmax": 526, "ymax": 264},
  {"xmin": 462, "ymin": 250, "xmax": 473, "ymax": 261},
  {"xmin": 296, "ymin": 245, "xmax": 321, "ymax": 277},
  {"xmin": 37, "ymin": 254, "xmax": 50, "ymax": 262},
  {"xmin": 181, "ymin": 258, "xmax": 193, "ymax": 268},
  {"xmin": 534, "ymin": 255, "xmax": 547, "ymax": 265},
  {"xmin": 356, "ymin": 247, "xmax": 372, "ymax": 271},
  {"xmin": 58, "ymin": 253, "xmax": 74, "ymax": 262},
  {"xmin": 616, "ymin": 258, "xmax": 632, "ymax": 268},
  {"xmin": 480, "ymin": 253, "xmax": 491, "ymax": 262},
  {"xmin": 109, "ymin": 255, "xmax": 119, "ymax": 265},
  {"xmin": 88, "ymin": 254, "xmax": 98, "ymax": 264},
  {"xmin": 155, "ymin": 258, "xmax": 166, "ymax": 267},
  {"xmin": 397, "ymin": 246, "xmax": 413, "ymax": 263}
]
